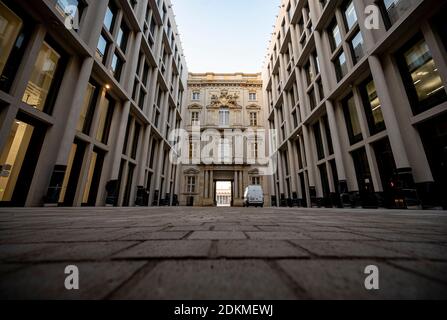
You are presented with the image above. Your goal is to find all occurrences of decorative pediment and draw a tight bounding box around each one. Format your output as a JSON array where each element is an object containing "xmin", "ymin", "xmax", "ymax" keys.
[
  {"xmin": 246, "ymin": 104, "xmax": 262, "ymax": 110},
  {"xmin": 184, "ymin": 168, "xmax": 200, "ymax": 175},
  {"xmin": 248, "ymin": 168, "xmax": 260, "ymax": 175},
  {"xmin": 208, "ymin": 89, "xmax": 241, "ymax": 109},
  {"xmin": 188, "ymin": 104, "xmax": 204, "ymax": 110}
]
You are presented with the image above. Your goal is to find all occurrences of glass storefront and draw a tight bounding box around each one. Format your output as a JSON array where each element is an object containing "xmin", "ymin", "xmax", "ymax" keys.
[{"xmin": 0, "ymin": 115, "xmax": 45, "ymax": 205}]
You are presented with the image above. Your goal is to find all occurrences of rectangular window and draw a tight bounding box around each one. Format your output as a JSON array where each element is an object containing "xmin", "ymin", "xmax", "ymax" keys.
[
  {"xmin": 329, "ymin": 21, "xmax": 342, "ymax": 51},
  {"xmin": 360, "ymin": 78, "xmax": 385, "ymax": 134},
  {"xmin": 334, "ymin": 51, "xmax": 348, "ymax": 82},
  {"xmin": 252, "ymin": 177, "xmax": 261, "ymax": 185},
  {"xmin": 0, "ymin": 3, "xmax": 32, "ymax": 93},
  {"xmin": 187, "ymin": 176, "xmax": 196, "ymax": 193},
  {"xmin": 77, "ymin": 82, "xmax": 98, "ymax": 133},
  {"xmin": 313, "ymin": 122, "xmax": 325, "ymax": 160},
  {"xmin": 250, "ymin": 142, "xmax": 259, "ymax": 160},
  {"xmin": 191, "ymin": 111, "xmax": 199, "ymax": 125},
  {"xmin": 350, "ymin": 31, "xmax": 365, "ymax": 64},
  {"xmin": 111, "ymin": 52, "xmax": 123, "ymax": 80},
  {"xmin": 219, "ymin": 108, "xmax": 230, "ymax": 126},
  {"xmin": 96, "ymin": 33, "xmax": 110, "ymax": 63},
  {"xmin": 116, "ymin": 22, "xmax": 129, "ymax": 52},
  {"xmin": 397, "ymin": 36, "xmax": 446, "ymax": 115},
  {"xmin": 342, "ymin": 94, "xmax": 363, "ymax": 145},
  {"xmin": 96, "ymin": 94, "xmax": 114, "ymax": 144},
  {"xmin": 343, "ymin": 0, "xmax": 358, "ymax": 31},
  {"xmin": 308, "ymin": 87, "xmax": 316, "ymax": 111},
  {"xmin": 322, "ymin": 115, "xmax": 334, "ymax": 155},
  {"xmin": 22, "ymin": 41, "xmax": 63, "ymax": 114},
  {"xmin": 249, "ymin": 92, "xmax": 257, "ymax": 101},
  {"xmin": 379, "ymin": 0, "xmax": 418, "ymax": 29},
  {"xmin": 0, "ymin": 2, "xmax": 23, "ymax": 77},
  {"xmin": 104, "ymin": 2, "xmax": 117, "ymax": 32},
  {"xmin": 0, "ymin": 119, "xmax": 33, "ymax": 202},
  {"xmin": 250, "ymin": 112, "xmax": 258, "ymax": 126},
  {"xmin": 192, "ymin": 92, "xmax": 200, "ymax": 100}
]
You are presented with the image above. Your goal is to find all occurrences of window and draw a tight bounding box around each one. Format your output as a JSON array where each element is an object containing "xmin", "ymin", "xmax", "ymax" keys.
[
  {"xmin": 379, "ymin": 0, "xmax": 418, "ymax": 29},
  {"xmin": 219, "ymin": 108, "xmax": 230, "ymax": 126},
  {"xmin": 397, "ymin": 36, "xmax": 446, "ymax": 114},
  {"xmin": 187, "ymin": 176, "xmax": 196, "ymax": 193},
  {"xmin": 250, "ymin": 112, "xmax": 258, "ymax": 126},
  {"xmin": 22, "ymin": 41, "xmax": 63, "ymax": 114},
  {"xmin": 116, "ymin": 22, "xmax": 129, "ymax": 52},
  {"xmin": 0, "ymin": 119, "xmax": 34, "ymax": 202},
  {"xmin": 96, "ymin": 33, "xmax": 109, "ymax": 63},
  {"xmin": 304, "ymin": 62, "xmax": 313, "ymax": 86},
  {"xmin": 191, "ymin": 111, "xmax": 199, "ymax": 125},
  {"xmin": 0, "ymin": 2, "xmax": 22, "ymax": 76},
  {"xmin": 329, "ymin": 21, "xmax": 342, "ymax": 51},
  {"xmin": 0, "ymin": 3, "xmax": 31, "ymax": 93},
  {"xmin": 250, "ymin": 142, "xmax": 259, "ymax": 160},
  {"xmin": 249, "ymin": 92, "xmax": 257, "ymax": 101},
  {"xmin": 342, "ymin": 94, "xmax": 363, "ymax": 145},
  {"xmin": 111, "ymin": 52, "xmax": 123, "ymax": 80},
  {"xmin": 104, "ymin": 2, "xmax": 116, "ymax": 32},
  {"xmin": 360, "ymin": 78, "xmax": 385, "ymax": 134},
  {"xmin": 252, "ymin": 177, "xmax": 261, "ymax": 185},
  {"xmin": 343, "ymin": 0, "xmax": 357, "ymax": 31},
  {"xmin": 96, "ymin": 94, "xmax": 114, "ymax": 144},
  {"xmin": 192, "ymin": 91, "xmax": 200, "ymax": 100},
  {"xmin": 322, "ymin": 116, "xmax": 334, "ymax": 155},
  {"xmin": 313, "ymin": 122, "xmax": 325, "ymax": 160},
  {"xmin": 308, "ymin": 87, "xmax": 316, "ymax": 111},
  {"xmin": 350, "ymin": 31, "xmax": 365, "ymax": 64},
  {"xmin": 219, "ymin": 138, "xmax": 232, "ymax": 162},
  {"xmin": 77, "ymin": 81, "xmax": 99, "ymax": 134},
  {"xmin": 334, "ymin": 51, "xmax": 348, "ymax": 82}
]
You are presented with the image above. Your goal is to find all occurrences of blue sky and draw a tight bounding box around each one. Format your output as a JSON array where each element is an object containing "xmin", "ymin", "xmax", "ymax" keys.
[{"xmin": 172, "ymin": 0, "xmax": 280, "ymax": 73}]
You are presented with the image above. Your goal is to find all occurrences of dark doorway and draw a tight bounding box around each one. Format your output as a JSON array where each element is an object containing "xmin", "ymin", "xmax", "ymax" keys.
[
  {"xmin": 82, "ymin": 148, "xmax": 105, "ymax": 206},
  {"xmin": 373, "ymin": 138, "xmax": 397, "ymax": 208},
  {"xmin": 61, "ymin": 139, "xmax": 87, "ymax": 206},
  {"xmin": 418, "ymin": 113, "xmax": 447, "ymax": 209}
]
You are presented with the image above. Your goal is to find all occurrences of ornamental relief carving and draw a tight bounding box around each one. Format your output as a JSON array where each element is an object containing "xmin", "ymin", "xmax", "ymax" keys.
[{"xmin": 208, "ymin": 89, "xmax": 241, "ymax": 109}]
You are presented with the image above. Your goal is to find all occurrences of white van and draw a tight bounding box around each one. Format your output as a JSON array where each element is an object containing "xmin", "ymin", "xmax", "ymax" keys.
[{"xmin": 243, "ymin": 185, "xmax": 264, "ymax": 207}]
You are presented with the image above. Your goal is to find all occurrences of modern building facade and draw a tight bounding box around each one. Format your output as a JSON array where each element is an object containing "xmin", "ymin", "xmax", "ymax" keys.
[
  {"xmin": 263, "ymin": 0, "xmax": 447, "ymax": 209},
  {"xmin": 0, "ymin": 0, "xmax": 187, "ymax": 207},
  {"xmin": 180, "ymin": 73, "xmax": 269, "ymax": 207}
]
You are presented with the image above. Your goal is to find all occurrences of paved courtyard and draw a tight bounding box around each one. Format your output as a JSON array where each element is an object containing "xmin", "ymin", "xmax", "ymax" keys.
[{"xmin": 0, "ymin": 207, "xmax": 446, "ymax": 300}]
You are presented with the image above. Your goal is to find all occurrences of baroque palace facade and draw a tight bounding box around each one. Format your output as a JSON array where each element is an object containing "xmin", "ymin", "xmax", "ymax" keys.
[
  {"xmin": 264, "ymin": 0, "xmax": 447, "ymax": 209},
  {"xmin": 179, "ymin": 73, "xmax": 269, "ymax": 207},
  {"xmin": 0, "ymin": 0, "xmax": 187, "ymax": 207}
]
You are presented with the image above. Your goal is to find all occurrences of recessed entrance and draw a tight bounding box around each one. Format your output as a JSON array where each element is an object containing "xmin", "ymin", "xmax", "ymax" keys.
[{"xmin": 215, "ymin": 181, "xmax": 233, "ymax": 207}]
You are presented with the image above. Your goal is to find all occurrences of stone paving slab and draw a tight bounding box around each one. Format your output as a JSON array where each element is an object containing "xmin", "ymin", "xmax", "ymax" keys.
[
  {"xmin": 278, "ymin": 260, "xmax": 447, "ymax": 300},
  {"xmin": 114, "ymin": 240, "xmax": 212, "ymax": 259},
  {"xmin": 0, "ymin": 206, "xmax": 446, "ymax": 299},
  {"xmin": 111, "ymin": 260, "xmax": 299, "ymax": 300},
  {"xmin": 216, "ymin": 240, "xmax": 310, "ymax": 258},
  {"xmin": 0, "ymin": 262, "xmax": 146, "ymax": 300}
]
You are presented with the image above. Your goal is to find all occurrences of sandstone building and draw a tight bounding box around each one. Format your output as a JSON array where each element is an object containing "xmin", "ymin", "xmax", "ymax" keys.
[{"xmin": 179, "ymin": 73, "xmax": 269, "ymax": 207}]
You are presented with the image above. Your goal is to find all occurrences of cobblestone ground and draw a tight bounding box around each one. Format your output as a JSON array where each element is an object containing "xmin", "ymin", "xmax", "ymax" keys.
[{"xmin": 0, "ymin": 207, "xmax": 446, "ymax": 300}]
